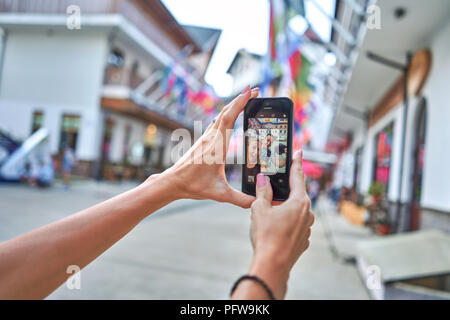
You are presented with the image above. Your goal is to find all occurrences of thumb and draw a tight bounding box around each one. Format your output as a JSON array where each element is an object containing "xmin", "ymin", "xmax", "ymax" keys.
[
  {"xmin": 255, "ymin": 173, "xmax": 273, "ymax": 205},
  {"xmin": 226, "ymin": 187, "xmax": 255, "ymax": 209},
  {"xmin": 288, "ymin": 150, "xmax": 307, "ymax": 201}
]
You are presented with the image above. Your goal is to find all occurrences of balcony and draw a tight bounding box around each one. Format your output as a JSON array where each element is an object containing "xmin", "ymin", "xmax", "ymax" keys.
[
  {"xmin": 104, "ymin": 66, "xmax": 144, "ymax": 89},
  {"xmin": 102, "ymin": 65, "xmax": 146, "ymax": 100}
]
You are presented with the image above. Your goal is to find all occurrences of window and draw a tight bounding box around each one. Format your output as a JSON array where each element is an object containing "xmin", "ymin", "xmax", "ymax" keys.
[
  {"xmin": 107, "ymin": 49, "xmax": 125, "ymax": 68},
  {"xmin": 31, "ymin": 111, "xmax": 44, "ymax": 134},
  {"xmin": 373, "ymin": 122, "xmax": 394, "ymax": 191},
  {"xmin": 59, "ymin": 114, "xmax": 80, "ymax": 151},
  {"xmin": 104, "ymin": 49, "xmax": 125, "ymax": 85}
]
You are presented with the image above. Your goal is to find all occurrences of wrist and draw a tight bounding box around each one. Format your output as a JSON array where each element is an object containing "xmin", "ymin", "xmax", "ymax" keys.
[
  {"xmin": 248, "ymin": 254, "xmax": 290, "ymax": 299},
  {"xmin": 142, "ymin": 170, "xmax": 182, "ymax": 203}
]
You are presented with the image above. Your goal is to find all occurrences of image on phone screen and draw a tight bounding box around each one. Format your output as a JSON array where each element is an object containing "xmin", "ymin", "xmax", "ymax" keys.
[
  {"xmin": 242, "ymin": 98, "xmax": 293, "ymax": 201},
  {"xmin": 247, "ymin": 118, "xmax": 288, "ymax": 174}
]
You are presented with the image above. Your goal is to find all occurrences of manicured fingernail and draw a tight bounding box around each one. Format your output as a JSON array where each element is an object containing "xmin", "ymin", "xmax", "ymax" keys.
[
  {"xmin": 256, "ymin": 173, "xmax": 267, "ymax": 187},
  {"xmin": 294, "ymin": 150, "xmax": 302, "ymax": 160},
  {"xmin": 241, "ymin": 85, "xmax": 250, "ymax": 95}
]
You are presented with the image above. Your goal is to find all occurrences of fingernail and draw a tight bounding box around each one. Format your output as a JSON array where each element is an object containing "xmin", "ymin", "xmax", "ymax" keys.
[
  {"xmin": 294, "ymin": 150, "xmax": 302, "ymax": 160},
  {"xmin": 256, "ymin": 173, "xmax": 267, "ymax": 187},
  {"xmin": 241, "ymin": 85, "xmax": 250, "ymax": 95}
]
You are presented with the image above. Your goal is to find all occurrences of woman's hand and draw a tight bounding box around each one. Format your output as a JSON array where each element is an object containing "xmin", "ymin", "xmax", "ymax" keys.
[
  {"xmin": 232, "ymin": 150, "xmax": 314, "ymax": 299},
  {"xmin": 157, "ymin": 86, "xmax": 259, "ymax": 208}
]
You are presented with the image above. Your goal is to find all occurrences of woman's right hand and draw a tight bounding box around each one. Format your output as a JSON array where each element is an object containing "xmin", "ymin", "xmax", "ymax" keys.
[
  {"xmin": 232, "ymin": 150, "xmax": 314, "ymax": 299},
  {"xmin": 151, "ymin": 86, "xmax": 259, "ymax": 208}
]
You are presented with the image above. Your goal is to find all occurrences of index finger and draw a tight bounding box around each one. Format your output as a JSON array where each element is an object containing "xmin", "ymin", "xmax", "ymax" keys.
[
  {"xmin": 220, "ymin": 87, "xmax": 259, "ymax": 130},
  {"xmin": 288, "ymin": 150, "xmax": 308, "ymax": 201}
]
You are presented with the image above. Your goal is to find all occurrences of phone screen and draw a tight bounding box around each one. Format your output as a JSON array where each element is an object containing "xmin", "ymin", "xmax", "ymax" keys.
[{"xmin": 242, "ymin": 98, "xmax": 293, "ymax": 201}]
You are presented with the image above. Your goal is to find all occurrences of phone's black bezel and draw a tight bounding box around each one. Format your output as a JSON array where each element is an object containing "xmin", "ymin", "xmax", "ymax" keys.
[{"xmin": 242, "ymin": 97, "xmax": 294, "ymax": 201}]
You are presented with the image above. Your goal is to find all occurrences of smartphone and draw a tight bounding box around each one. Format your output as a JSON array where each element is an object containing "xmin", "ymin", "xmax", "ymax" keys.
[{"xmin": 242, "ymin": 97, "xmax": 294, "ymax": 201}]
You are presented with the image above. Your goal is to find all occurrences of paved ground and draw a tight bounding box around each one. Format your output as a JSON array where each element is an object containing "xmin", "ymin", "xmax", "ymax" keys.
[{"xmin": 0, "ymin": 180, "xmax": 370, "ymax": 300}]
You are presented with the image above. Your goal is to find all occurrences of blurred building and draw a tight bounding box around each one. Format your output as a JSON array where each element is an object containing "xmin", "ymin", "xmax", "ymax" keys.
[
  {"xmin": 328, "ymin": 0, "xmax": 450, "ymax": 233},
  {"xmin": 0, "ymin": 0, "xmax": 219, "ymax": 179},
  {"xmin": 226, "ymin": 2, "xmax": 342, "ymax": 158},
  {"xmin": 226, "ymin": 49, "xmax": 263, "ymax": 96}
]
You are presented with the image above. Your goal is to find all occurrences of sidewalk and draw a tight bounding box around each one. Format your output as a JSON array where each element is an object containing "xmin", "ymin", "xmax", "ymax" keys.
[{"xmin": 316, "ymin": 196, "xmax": 375, "ymax": 262}]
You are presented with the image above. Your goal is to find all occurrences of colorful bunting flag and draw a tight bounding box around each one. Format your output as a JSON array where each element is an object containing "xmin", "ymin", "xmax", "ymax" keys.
[
  {"xmin": 264, "ymin": 0, "xmax": 318, "ymax": 148},
  {"xmin": 159, "ymin": 64, "xmax": 219, "ymax": 117}
]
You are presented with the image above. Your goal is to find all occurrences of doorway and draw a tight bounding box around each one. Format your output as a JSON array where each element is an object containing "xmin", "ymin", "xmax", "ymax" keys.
[
  {"xmin": 59, "ymin": 114, "xmax": 80, "ymax": 151},
  {"xmin": 409, "ymin": 98, "xmax": 427, "ymax": 231}
]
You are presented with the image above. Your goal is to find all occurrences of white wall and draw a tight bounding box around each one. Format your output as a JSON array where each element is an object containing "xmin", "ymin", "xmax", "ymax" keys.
[
  {"xmin": 420, "ymin": 19, "xmax": 450, "ymax": 211},
  {"xmin": 0, "ymin": 27, "xmax": 109, "ymax": 161}
]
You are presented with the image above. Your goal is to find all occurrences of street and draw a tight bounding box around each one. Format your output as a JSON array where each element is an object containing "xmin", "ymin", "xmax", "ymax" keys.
[{"xmin": 0, "ymin": 181, "xmax": 369, "ymax": 299}]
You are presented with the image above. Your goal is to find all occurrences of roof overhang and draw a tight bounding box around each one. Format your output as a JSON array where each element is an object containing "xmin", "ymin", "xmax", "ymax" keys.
[{"xmin": 101, "ymin": 97, "xmax": 193, "ymax": 132}]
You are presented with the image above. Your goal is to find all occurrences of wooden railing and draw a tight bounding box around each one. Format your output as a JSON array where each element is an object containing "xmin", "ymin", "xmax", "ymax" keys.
[{"xmin": 104, "ymin": 66, "xmax": 144, "ymax": 89}]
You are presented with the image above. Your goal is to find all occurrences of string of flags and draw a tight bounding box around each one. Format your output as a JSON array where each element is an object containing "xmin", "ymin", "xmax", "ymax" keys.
[
  {"xmin": 263, "ymin": 0, "xmax": 317, "ymax": 150},
  {"xmin": 160, "ymin": 64, "xmax": 220, "ymax": 117}
]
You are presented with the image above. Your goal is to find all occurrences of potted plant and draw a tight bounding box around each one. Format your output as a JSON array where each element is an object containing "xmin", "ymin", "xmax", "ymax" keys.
[
  {"xmin": 367, "ymin": 182, "xmax": 392, "ymax": 235},
  {"xmin": 368, "ymin": 181, "xmax": 386, "ymax": 203}
]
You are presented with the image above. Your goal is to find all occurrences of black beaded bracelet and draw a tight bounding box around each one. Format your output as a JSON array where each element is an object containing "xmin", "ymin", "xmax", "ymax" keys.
[{"xmin": 230, "ymin": 275, "xmax": 276, "ymax": 300}]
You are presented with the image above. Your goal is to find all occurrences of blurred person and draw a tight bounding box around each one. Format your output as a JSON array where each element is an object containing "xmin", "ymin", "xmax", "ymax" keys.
[
  {"xmin": 27, "ymin": 160, "xmax": 41, "ymax": 187},
  {"xmin": 260, "ymin": 132, "xmax": 278, "ymax": 174},
  {"xmin": 62, "ymin": 144, "xmax": 76, "ymax": 189},
  {"xmin": 325, "ymin": 181, "xmax": 334, "ymax": 200},
  {"xmin": 0, "ymin": 87, "xmax": 313, "ymax": 300},
  {"xmin": 246, "ymin": 135, "xmax": 259, "ymax": 169},
  {"xmin": 36, "ymin": 157, "xmax": 55, "ymax": 188},
  {"xmin": 19, "ymin": 162, "xmax": 32, "ymax": 185},
  {"xmin": 308, "ymin": 179, "xmax": 320, "ymax": 210},
  {"xmin": 276, "ymin": 143, "xmax": 287, "ymax": 173},
  {"xmin": 245, "ymin": 134, "xmax": 260, "ymax": 184}
]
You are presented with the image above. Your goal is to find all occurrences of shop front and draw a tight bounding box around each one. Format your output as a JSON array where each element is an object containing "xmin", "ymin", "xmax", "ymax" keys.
[{"xmin": 99, "ymin": 97, "xmax": 192, "ymax": 182}]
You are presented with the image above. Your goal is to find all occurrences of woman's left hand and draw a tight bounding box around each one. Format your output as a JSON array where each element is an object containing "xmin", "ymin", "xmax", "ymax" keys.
[{"xmin": 156, "ymin": 86, "xmax": 259, "ymax": 208}]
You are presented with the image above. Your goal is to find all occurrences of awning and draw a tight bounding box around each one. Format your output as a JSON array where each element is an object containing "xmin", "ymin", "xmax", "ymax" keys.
[{"xmin": 101, "ymin": 97, "xmax": 193, "ymax": 132}]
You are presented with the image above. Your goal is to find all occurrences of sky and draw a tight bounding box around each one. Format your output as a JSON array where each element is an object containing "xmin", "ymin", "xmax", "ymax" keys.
[
  {"xmin": 162, "ymin": 0, "xmax": 269, "ymax": 97},
  {"xmin": 162, "ymin": 0, "xmax": 335, "ymax": 97}
]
